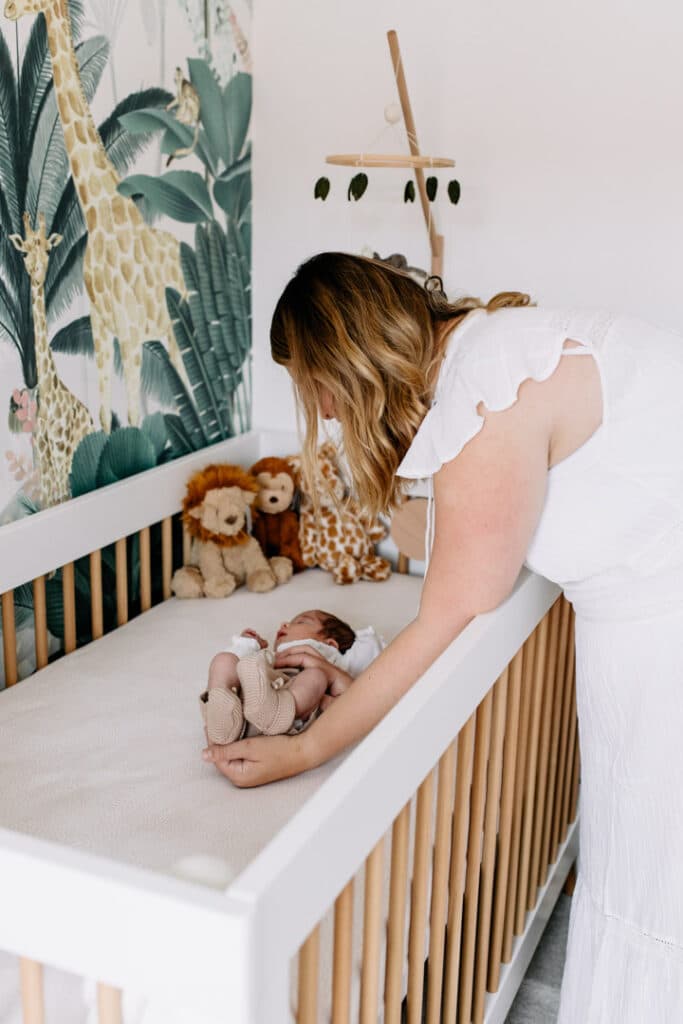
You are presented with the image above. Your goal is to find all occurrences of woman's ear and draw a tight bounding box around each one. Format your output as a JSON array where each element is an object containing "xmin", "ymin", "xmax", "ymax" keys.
[{"xmin": 325, "ymin": 638, "xmax": 340, "ymax": 650}]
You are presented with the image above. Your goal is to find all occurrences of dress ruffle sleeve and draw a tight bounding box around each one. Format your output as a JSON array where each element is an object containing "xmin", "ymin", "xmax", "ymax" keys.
[{"xmin": 396, "ymin": 310, "xmax": 582, "ymax": 480}]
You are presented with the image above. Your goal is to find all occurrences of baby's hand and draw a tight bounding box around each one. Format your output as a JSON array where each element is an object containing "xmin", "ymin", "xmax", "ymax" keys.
[{"xmin": 241, "ymin": 628, "xmax": 268, "ymax": 649}]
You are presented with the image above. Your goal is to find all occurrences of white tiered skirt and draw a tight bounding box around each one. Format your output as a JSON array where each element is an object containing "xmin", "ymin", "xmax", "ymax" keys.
[{"xmin": 557, "ymin": 611, "xmax": 683, "ymax": 1022}]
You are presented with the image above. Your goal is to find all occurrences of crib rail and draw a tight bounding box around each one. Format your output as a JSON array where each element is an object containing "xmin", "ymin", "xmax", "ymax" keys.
[{"xmin": 286, "ymin": 594, "xmax": 578, "ymax": 1023}]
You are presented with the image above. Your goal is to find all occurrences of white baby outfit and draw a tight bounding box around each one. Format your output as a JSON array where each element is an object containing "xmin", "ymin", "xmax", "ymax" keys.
[
  {"xmin": 397, "ymin": 305, "xmax": 683, "ymax": 1023},
  {"xmin": 223, "ymin": 627, "xmax": 384, "ymax": 676},
  {"xmin": 223, "ymin": 634, "xmax": 346, "ymax": 669}
]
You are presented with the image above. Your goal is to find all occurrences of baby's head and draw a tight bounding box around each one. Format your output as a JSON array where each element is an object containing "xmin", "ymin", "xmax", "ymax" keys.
[{"xmin": 275, "ymin": 609, "xmax": 356, "ymax": 653}]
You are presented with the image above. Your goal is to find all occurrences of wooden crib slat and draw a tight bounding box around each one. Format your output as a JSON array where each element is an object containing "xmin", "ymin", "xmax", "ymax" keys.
[
  {"xmin": 332, "ymin": 878, "xmax": 354, "ymax": 1024},
  {"xmin": 503, "ymin": 627, "xmax": 536, "ymax": 959},
  {"xmin": 182, "ymin": 523, "xmax": 192, "ymax": 567},
  {"xmin": 515, "ymin": 615, "xmax": 548, "ymax": 935},
  {"xmin": 115, "ymin": 538, "xmax": 128, "ymax": 627},
  {"xmin": 472, "ymin": 669, "xmax": 509, "ymax": 1024},
  {"xmin": 139, "ymin": 526, "xmax": 152, "ymax": 612},
  {"xmin": 539, "ymin": 597, "xmax": 571, "ymax": 886},
  {"xmin": 383, "ymin": 801, "xmax": 411, "ymax": 1023},
  {"xmin": 458, "ymin": 688, "xmax": 494, "ymax": 1024},
  {"xmin": 33, "ymin": 576, "xmax": 48, "ymax": 670},
  {"xmin": 406, "ymin": 769, "xmax": 435, "ymax": 1024},
  {"xmin": 162, "ymin": 516, "xmax": 173, "ymax": 600},
  {"xmin": 528, "ymin": 601, "xmax": 561, "ymax": 907},
  {"xmin": 1, "ymin": 590, "xmax": 18, "ymax": 687},
  {"xmin": 487, "ymin": 647, "xmax": 524, "ymax": 992},
  {"xmin": 442, "ymin": 712, "xmax": 476, "ymax": 1023},
  {"xmin": 360, "ymin": 837, "xmax": 385, "ymax": 1023},
  {"xmin": 397, "ymin": 553, "xmax": 409, "ymax": 574},
  {"xmin": 90, "ymin": 550, "xmax": 104, "ymax": 641},
  {"xmin": 97, "ymin": 983, "xmax": 122, "ymax": 1024},
  {"xmin": 297, "ymin": 925, "xmax": 320, "ymax": 1024},
  {"xmin": 551, "ymin": 614, "xmax": 576, "ymax": 863},
  {"xmin": 62, "ymin": 562, "xmax": 77, "ymax": 654},
  {"xmin": 19, "ymin": 958, "xmax": 44, "ymax": 1024},
  {"xmin": 425, "ymin": 741, "xmax": 457, "ymax": 1024}
]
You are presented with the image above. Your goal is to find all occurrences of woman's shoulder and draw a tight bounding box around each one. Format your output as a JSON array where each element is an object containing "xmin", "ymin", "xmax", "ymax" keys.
[{"xmin": 397, "ymin": 305, "xmax": 595, "ymax": 481}]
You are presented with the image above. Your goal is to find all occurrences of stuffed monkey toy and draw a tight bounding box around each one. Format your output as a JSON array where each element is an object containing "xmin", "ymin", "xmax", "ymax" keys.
[{"xmin": 249, "ymin": 456, "xmax": 306, "ymax": 573}]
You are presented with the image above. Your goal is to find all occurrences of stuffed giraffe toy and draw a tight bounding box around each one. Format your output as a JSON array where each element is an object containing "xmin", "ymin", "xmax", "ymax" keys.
[
  {"xmin": 290, "ymin": 442, "xmax": 392, "ymax": 585},
  {"xmin": 9, "ymin": 213, "xmax": 94, "ymax": 507},
  {"xmin": 5, "ymin": 0, "xmax": 187, "ymax": 433}
]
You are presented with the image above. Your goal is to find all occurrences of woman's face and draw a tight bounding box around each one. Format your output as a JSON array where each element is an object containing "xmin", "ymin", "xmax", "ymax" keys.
[{"xmin": 318, "ymin": 385, "xmax": 338, "ymax": 421}]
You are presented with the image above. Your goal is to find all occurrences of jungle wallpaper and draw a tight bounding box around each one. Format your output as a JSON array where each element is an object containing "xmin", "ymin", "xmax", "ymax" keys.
[{"xmin": 0, "ymin": 0, "xmax": 252, "ymax": 524}]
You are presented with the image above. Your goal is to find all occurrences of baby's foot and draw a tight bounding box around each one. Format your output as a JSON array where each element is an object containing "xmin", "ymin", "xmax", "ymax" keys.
[
  {"xmin": 236, "ymin": 655, "xmax": 296, "ymax": 736},
  {"xmin": 199, "ymin": 687, "xmax": 245, "ymax": 745}
]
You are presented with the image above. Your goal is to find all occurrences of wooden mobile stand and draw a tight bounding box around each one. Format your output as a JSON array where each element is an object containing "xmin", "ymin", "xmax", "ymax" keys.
[{"xmin": 326, "ymin": 30, "xmax": 455, "ymax": 278}]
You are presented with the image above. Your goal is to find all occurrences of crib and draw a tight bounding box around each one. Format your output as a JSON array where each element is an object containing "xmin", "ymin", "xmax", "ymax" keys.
[{"xmin": 0, "ymin": 429, "xmax": 579, "ymax": 1024}]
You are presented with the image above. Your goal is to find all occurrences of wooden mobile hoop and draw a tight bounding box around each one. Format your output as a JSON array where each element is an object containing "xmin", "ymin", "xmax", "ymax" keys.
[{"xmin": 325, "ymin": 30, "xmax": 456, "ymax": 278}]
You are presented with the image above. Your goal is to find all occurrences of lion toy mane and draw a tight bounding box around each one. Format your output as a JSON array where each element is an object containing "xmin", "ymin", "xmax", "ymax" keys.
[{"xmin": 171, "ymin": 463, "xmax": 293, "ymax": 599}]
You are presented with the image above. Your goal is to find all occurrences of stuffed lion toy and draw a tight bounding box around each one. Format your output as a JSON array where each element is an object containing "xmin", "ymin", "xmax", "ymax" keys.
[{"xmin": 171, "ymin": 464, "xmax": 293, "ymax": 598}]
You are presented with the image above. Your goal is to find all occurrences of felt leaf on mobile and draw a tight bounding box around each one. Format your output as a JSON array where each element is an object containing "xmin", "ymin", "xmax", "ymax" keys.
[
  {"xmin": 426, "ymin": 176, "xmax": 438, "ymax": 201},
  {"xmin": 314, "ymin": 176, "xmax": 330, "ymax": 200},
  {"xmin": 404, "ymin": 180, "xmax": 416, "ymax": 203},
  {"xmin": 348, "ymin": 173, "xmax": 368, "ymax": 201},
  {"xmin": 447, "ymin": 179, "xmax": 461, "ymax": 205}
]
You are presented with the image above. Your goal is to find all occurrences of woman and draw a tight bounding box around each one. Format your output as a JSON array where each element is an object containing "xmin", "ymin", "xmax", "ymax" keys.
[{"xmin": 204, "ymin": 252, "xmax": 683, "ymax": 1021}]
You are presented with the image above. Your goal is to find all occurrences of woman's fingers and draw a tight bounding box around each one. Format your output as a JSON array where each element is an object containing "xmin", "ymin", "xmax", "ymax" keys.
[
  {"xmin": 202, "ymin": 735, "xmax": 307, "ymax": 788},
  {"xmin": 273, "ymin": 644, "xmax": 327, "ymax": 669}
]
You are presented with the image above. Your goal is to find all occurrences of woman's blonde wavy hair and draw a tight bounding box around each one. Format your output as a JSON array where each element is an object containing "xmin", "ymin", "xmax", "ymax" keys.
[{"xmin": 270, "ymin": 252, "xmax": 531, "ymax": 517}]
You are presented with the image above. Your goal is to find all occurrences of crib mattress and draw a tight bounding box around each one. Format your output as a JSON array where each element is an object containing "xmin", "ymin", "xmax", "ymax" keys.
[{"xmin": 0, "ymin": 569, "xmax": 421, "ymax": 888}]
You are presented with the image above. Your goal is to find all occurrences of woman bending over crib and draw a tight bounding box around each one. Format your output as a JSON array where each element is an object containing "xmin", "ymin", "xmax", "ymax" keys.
[{"xmin": 204, "ymin": 251, "xmax": 600, "ymax": 784}]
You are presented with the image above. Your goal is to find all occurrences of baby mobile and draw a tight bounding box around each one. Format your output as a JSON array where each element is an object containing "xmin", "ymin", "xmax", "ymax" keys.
[{"xmin": 314, "ymin": 30, "xmax": 460, "ymax": 277}]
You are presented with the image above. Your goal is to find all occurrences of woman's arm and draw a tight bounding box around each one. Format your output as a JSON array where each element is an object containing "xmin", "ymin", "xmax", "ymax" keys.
[{"xmin": 205, "ymin": 380, "xmax": 552, "ymax": 786}]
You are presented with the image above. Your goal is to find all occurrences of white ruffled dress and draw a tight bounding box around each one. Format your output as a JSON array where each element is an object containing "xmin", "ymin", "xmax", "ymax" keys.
[{"xmin": 397, "ymin": 305, "xmax": 683, "ymax": 1022}]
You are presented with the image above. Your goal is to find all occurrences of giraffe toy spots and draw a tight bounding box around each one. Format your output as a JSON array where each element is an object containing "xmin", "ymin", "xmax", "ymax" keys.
[
  {"xmin": 9, "ymin": 213, "xmax": 95, "ymax": 508},
  {"xmin": 5, "ymin": 0, "xmax": 189, "ymax": 433}
]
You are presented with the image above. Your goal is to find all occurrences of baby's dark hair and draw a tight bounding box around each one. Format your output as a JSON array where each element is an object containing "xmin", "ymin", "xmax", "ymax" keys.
[{"xmin": 318, "ymin": 611, "xmax": 356, "ymax": 654}]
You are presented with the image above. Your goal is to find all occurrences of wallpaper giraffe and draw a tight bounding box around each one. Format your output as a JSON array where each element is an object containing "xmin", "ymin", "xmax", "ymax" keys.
[{"xmin": 0, "ymin": 0, "xmax": 252, "ymax": 524}]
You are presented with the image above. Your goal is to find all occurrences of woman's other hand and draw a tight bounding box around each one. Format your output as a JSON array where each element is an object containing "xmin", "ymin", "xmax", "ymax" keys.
[
  {"xmin": 274, "ymin": 643, "xmax": 353, "ymax": 694},
  {"xmin": 202, "ymin": 734, "xmax": 311, "ymax": 788}
]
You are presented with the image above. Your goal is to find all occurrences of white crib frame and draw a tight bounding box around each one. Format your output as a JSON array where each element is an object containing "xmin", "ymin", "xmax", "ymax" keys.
[{"xmin": 0, "ymin": 429, "xmax": 578, "ymax": 1024}]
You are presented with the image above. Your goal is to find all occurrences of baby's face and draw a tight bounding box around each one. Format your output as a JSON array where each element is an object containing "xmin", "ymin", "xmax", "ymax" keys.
[{"xmin": 275, "ymin": 610, "xmax": 328, "ymax": 649}]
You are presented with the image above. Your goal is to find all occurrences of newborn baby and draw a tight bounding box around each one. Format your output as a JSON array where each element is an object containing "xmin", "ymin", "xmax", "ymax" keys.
[{"xmin": 199, "ymin": 609, "xmax": 356, "ymax": 744}]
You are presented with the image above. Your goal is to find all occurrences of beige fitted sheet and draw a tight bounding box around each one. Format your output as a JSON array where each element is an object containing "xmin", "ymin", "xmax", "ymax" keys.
[{"xmin": 0, "ymin": 569, "xmax": 421, "ymax": 887}]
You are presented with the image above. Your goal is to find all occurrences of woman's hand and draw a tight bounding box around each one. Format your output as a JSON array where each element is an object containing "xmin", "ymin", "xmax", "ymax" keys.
[
  {"xmin": 202, "ymin": 733, "xmax": 311, "ymax": 788},
  {"xmin": 274, "ymin": 643, "xmax": 353, "ymax": 695}
]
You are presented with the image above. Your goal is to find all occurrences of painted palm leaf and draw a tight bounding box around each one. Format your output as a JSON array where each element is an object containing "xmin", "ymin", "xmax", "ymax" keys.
[
  {"xmin": 146, "ymin": 340, "xmax": 207, "ymax": 451},
  {"xmin": 18, "ymin": 0, "xmax": 85, "ymax": 162},
  {"xmin": 117, "ymin": 169, "xmax": 214, "ymax": 223},
  {"xmin": 0, "ymin": 30, "xmax": 19, "ymax": 233},
  {"xmin": 165, "ymin": 286, "xmax": 228, "ymax": 443},
  {"xmin": 26, "ymin": 36, "xmax": 109, "ymax": 233},
  {"xmin": 222, "ymin": 73, "xmax": 252, "ymax": 166}
]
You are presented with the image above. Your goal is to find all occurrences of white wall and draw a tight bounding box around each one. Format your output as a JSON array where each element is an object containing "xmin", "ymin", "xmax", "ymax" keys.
[{"xmin": 251, "ymin": 0, "xmax": 683, "ymax": 432}]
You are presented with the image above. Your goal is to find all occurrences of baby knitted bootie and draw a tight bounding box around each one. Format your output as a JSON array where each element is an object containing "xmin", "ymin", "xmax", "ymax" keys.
[
  {"xmin": 236, "ymin": 654, "xmax": 296, "ymax": 736},
  {"xmin": 199, "ymin": 686, "xmax": 245, "ymax": 745}
]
